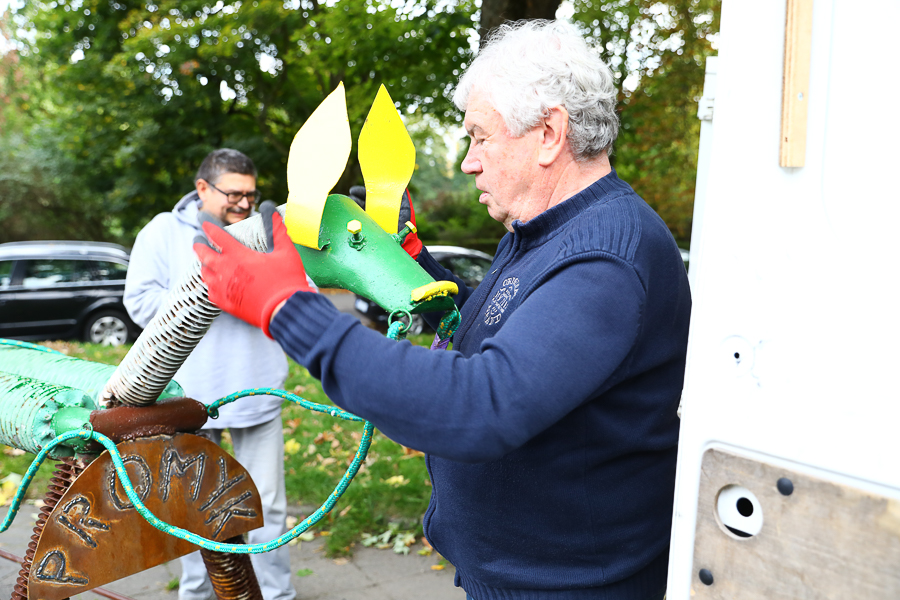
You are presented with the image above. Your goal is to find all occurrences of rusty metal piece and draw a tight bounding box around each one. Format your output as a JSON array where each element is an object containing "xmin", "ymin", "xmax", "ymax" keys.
[
  {"xmin": 201, "ymin": 535, "xmax": 263, "ymax": 600},
  {"xmin": 27, "ymin": 434, "xmax": 263, "ymax": 600},
  {"xmin": 11, "ymin": 457, "xmax": 86, "ymax": 600},
  {"xmin": 89, "ymin": 397, "xmax": 208, "ymax": 443},
  {"xmin": 0, "ymin": 549, "xmax": 136, "ymax": 600}
]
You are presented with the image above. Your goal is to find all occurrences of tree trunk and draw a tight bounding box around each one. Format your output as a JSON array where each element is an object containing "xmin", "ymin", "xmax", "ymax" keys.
[{"xmin": 479, "ymin": 0, "xmax": 563, "ymax": 46}]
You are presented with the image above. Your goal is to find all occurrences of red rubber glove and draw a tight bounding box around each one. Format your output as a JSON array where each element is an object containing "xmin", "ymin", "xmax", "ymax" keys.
[
  {"xmin": 193, "ymin": 201, "xmax": 314, "ymax": 338},
  {"xmin": 399, "ymin": 189, "xmax": 423, "ymax": 259}
]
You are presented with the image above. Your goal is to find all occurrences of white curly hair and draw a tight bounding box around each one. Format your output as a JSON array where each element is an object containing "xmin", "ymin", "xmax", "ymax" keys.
[{"xmin": 453, "ymin": 20, "xmax": 619, "ymax": 160}]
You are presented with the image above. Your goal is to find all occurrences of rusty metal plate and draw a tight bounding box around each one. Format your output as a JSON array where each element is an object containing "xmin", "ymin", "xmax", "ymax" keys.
[{"xmin": 28, "ymin": 433, "xmax": 264, "ymax": 600}]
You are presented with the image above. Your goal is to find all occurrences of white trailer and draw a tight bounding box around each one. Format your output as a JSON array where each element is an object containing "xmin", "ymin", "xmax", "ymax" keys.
[{"xmin": 667, "ymin": 0, "xmax": 900, "ymax": 598}]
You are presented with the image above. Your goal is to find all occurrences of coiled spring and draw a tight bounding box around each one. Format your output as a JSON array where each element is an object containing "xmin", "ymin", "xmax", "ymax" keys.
[{"xmin": 100, "ymin": 209, "xmax": 275, "ymax": 407}]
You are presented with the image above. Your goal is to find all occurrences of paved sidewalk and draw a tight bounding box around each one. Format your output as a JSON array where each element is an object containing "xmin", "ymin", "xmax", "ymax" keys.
[{"xmin": 1, "ymin": 506, "xmax": 465, "ymax": 600}]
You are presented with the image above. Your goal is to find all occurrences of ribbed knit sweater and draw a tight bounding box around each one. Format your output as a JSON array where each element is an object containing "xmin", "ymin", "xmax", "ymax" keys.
[{"xmin": 271, "ymin": 169, "xmax": 691, "ymax": 599}]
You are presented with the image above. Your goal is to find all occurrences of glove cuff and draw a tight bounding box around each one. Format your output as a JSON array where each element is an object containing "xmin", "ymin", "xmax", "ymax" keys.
[{"xmin": 402, "ymin": 235, "xmax": 423, "ymax": 260}]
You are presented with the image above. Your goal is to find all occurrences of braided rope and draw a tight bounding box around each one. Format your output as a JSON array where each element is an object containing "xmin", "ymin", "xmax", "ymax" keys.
[
  {"xmin": 1, "ymin": 308, "xmax": 462, "ymax": 552},
  {"xmin": 0, "ymin": 339, "xmax": 64, "ymax": 354},
  {"xmin": 2, "ymin": 418, "xmax": 374, "ymax": 553},
  {"xmin": 2, "ymin": 386, "xmax": 373, "ymax": 553}
]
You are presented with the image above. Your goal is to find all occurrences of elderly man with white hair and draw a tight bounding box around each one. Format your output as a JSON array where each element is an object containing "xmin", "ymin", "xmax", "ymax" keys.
[{"xmin": 194, "ymin": 20, "xmax": 691, "ymax": 600}]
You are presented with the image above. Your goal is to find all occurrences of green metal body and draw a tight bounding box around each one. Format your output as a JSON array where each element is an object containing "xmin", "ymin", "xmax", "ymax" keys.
[
  {"xmin": 294, "ymin": 195, "xmax": 456, "ymax": 319},
  {"xmin": 0, "ymin": 344, "xmax": 184, "ymax": 405},
  {"xmin": 0, "ymin": 370, "xmax": 95, "ymax": 457}
]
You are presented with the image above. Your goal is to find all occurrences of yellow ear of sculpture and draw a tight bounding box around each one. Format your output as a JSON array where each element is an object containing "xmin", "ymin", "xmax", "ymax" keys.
[
  {"xmin": 358, "ymin": 84, "xmax": 416, "ymax": 234},
  {"xmin": 285, "ymin": 83, "xmax": 352, "ymax": 249}
]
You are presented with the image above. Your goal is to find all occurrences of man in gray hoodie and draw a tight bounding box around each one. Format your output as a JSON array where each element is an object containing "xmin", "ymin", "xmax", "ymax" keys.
[{"xmin": 124, "ymin": 149, "xmax": 297, "ymax": 600}]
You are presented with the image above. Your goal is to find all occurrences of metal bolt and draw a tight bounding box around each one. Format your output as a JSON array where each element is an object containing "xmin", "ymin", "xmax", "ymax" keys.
[
  {"xmin": 777, "ymin": 477, "xmax": 794, "ymax": 496},
  {"xmin": 347, "ymin": 220, "xmax": 365, "ymax": 249}
]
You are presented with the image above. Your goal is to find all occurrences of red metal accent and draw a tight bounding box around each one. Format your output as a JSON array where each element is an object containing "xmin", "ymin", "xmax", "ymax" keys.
[{"xmin": 89, "ymin": 397, "xmax": 208, "ymax": 443}]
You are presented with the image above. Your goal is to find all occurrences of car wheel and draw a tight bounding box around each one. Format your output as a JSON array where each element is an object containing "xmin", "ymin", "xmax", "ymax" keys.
[{"xmin": 83, "ymin": 310, "xmax": 130, "ymax": 346}]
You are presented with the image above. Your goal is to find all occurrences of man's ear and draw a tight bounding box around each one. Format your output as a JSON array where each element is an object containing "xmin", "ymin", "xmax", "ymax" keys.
[
  {"xmin": 195, "ymin": 179, "xmax": 211, "ymax": 206},
  {"xmin": 538, "ymin": 106, "xmax": 569, "ymax": 167}
]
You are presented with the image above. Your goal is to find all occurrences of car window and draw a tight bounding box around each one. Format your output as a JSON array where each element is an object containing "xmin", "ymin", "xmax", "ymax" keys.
[
  {"xmin": 83, "ymin": 260, "xmax": 128, "ymax": 281},
  {"xmin": 439, "ymin": 256, "xmax": 493, "ymax": 288},
  {"xmin": 21, "ymin": 259, "xmax": 84, "ymax": 287},
  {"xmin": 0, "ymin": 260, "xmax": 13, "ymax": 289}
]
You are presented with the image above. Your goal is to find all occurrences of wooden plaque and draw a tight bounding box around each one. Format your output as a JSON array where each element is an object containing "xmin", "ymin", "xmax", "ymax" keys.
[{"xmin": 692, "ymin": 448, "xmax": 900, "ymax": 599}]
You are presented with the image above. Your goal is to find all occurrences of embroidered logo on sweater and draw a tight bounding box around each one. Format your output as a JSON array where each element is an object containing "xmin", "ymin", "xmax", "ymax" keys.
[{"xmin": 484, "ymin": 277, "xmax": 519, "ymax": 325}]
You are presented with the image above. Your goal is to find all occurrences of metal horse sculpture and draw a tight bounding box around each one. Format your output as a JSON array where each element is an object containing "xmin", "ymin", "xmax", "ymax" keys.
[{"xmin": 0, "ymin": 83, "xmax": 457, "ymax": 600}]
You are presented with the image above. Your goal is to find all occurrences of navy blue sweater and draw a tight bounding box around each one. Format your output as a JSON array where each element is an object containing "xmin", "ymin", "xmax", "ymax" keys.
[{"xmin": 271, "ymin": 170, "xmax": 691, "ymax": 599}]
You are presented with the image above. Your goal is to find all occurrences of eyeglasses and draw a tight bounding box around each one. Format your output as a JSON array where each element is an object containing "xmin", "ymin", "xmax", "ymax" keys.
[{"xmin": 206, "ymin": 180, "xmax": 262, "ymax": 205}]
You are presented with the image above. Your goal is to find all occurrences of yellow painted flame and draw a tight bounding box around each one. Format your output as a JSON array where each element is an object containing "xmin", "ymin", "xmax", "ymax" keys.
[
  {"xmin": 358, "ymin": 84, "xmax": 416, "ymax": 234},
  {"xmin": 284, "ymin": 83, "xmax": 352, "ymax": 249}
]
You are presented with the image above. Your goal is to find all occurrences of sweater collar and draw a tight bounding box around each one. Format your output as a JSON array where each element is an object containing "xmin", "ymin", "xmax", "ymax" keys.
[{"xmin": 510, "ymin": 168, "xmax": 630, "ymax": 249}]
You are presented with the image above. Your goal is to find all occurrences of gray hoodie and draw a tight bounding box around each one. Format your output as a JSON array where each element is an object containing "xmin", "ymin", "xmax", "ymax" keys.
[{"xmin": 124, "ymin": 191, "xmax": 293, "ymax": 429}]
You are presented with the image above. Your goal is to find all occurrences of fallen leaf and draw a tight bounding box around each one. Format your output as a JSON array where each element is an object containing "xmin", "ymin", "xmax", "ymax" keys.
[
  {"xmin": 296, "ymin": 568, "xmax": 314, "ymax": 577},
  {"xmin": 333, "ymin": 557, "xmax": 349, "ymax": 566},
  {"xmin": 313, "ymin": 431, "xmax": 335, "ymax": 445},
  {"xmin": 0, "ymin": 473, "xmax": 23, "ymax": 506},
  {"xmin": 431, "ymin": 564, "xmax": 445, "ymax": 571},
  {"xmin": 393, "ymin": 532, "xmax": 415, "ymax": 554},
  {"xmin": 382, "ymin": 475, "xmax": 409, "ymax": 487},
  {"xmin": 284, "ymin": 439, "xmax": 302, "ymax": 455}
]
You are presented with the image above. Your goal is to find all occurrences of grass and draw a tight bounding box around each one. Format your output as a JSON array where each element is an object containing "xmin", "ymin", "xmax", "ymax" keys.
[{"xmin": 1, "ymin": 335, "xmax": 437, "ymax": 557}]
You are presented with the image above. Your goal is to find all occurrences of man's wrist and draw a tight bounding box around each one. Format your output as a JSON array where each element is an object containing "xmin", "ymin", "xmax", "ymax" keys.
[{"xmin": 271, "ymin": 299, "xmax": 289, "ymax": 324}]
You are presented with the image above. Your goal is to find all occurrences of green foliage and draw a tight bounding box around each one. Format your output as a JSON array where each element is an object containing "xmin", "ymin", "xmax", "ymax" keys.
[
  {"xmin": 571, "ymin": 0, "xmax": 720, "ymax": 244},
  {"xmin": 2, "ymin": 0, "xmax": 476, "ymax": 243},
  {"xmin": 1, "ymin": 0, "xmax": 718, "ymax": 248},
  {"xmin": 280, "ymin": 338, "xmax": 434, "ymax": 557}
]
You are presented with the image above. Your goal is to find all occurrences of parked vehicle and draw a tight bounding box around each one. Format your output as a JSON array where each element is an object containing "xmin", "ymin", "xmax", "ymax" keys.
[
  {"xmin": 354, "ymin": 245, "xmax": 494, "ymax": 335},
  {"xmin": 0, "ymin": 241, "xmax": 139, "ymax": 346}
]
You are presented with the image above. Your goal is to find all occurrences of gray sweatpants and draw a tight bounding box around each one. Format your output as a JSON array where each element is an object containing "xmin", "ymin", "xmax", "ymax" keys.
[{"xmin": 178, "ymin": 417, "xmax": 295, "ymax": 600}]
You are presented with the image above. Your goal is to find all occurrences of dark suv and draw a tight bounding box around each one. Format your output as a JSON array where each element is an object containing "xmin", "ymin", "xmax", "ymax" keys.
[{"xmin": 0, "ymin": 241, "xmax": 139, "ymax": 346}]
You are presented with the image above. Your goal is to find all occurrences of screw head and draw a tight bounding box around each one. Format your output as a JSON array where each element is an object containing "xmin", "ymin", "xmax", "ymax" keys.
[
  {"xmin": 347, "ymin": 220, "xmax": 362, "ymax": 234},
  {"xmin": 777, "ymin": 477, "xmax": 794, "ymax": 496},
  {"xmin": 699, "ymin": 568, "xmax": 714, "ymax": 586}
]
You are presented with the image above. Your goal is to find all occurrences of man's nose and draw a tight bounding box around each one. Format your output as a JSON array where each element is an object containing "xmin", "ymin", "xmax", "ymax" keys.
[
  {"xmin": 236, "ymin": 196, "xmax": 252, "ymax": 209},
  {"xmin": 461, "ymin": 150, "xmax": 481, "ymax": 175}
]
